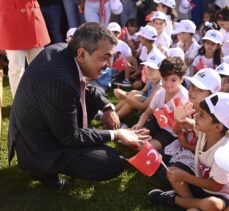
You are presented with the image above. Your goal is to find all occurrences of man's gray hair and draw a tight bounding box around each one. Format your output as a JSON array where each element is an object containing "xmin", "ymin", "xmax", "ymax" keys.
[{"xmin": 68, "ymin": 22, "xmax": 118, "ymax": 55}]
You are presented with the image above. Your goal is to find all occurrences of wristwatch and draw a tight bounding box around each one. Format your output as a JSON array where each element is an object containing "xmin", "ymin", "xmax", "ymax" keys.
[{"xmin": 102, "ymin": 103, "xmax": 115, "ymax": 112}]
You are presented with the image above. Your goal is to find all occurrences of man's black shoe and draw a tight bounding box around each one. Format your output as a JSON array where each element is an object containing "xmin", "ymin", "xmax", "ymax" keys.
[
  {"xmin": 148, "ymin": 189, "xmax": 176, "ymax": 207},
  {"xmin": 29, "ymin": 171, "xmax": 73, "ymax": 190}
]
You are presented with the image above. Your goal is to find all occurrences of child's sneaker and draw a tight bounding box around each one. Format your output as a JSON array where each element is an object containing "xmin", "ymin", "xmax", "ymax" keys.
[
  {"xmin": 113, "ymin": 79, "xmax": 132, "ymax": 87},
  {"xmin": 148, "ymin": 189, "xmax": 176, "ymax": 207}
]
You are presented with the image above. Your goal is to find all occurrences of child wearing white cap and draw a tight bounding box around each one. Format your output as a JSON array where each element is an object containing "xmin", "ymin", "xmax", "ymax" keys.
[
  {"xmin": 155, "ymin": 68, "xmax": 221, "ymax": 185},
  {"xmin": 192, "ymin": 29, "xmax": 223, "ymax": 73},
  {"xmin": 216, "ymin": 63, "xmax": 229, "ymax": 93},
  {"xmin": 153, "ymin": 0, "xmax": 177, "ymax": 36},
  {"xmin": 149, "ymin": 92, "xmax": 229, "ymax": 210},
  {"xmin": 113, "ymin": 50, "xmax": 165, "ymax": 120},
  {"xmin": 149, "ymin": 11, "xmax": 172, "ymax": 52},
  {"xmin": 173, "ymin": 20, "xmax": 200, "ymax": 76}
]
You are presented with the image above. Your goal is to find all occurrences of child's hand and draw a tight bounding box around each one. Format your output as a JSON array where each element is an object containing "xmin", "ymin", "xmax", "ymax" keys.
[
  {"xmin": 174, "ymin": 102, "xmax": 195, "ymax": 123},
  {"xmin": 114, "ymin": 88, "xmax": 126, "ymax": 99},
  {"xmin": 177, "ymin": 131, "xmax": 188, "ymax": 148},
  {"xmin": 167, "ymin": 166, "xmax": 189, "ymax": 183},
  {"xmin": 132, "ymin": 123, "xmax": 142, "ymax": 130}
]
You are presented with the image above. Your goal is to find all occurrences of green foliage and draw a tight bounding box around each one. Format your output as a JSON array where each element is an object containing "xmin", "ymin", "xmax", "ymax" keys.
[{"xmin": 0, "ymin": 77, "xmax": 181, "ymax": 211}]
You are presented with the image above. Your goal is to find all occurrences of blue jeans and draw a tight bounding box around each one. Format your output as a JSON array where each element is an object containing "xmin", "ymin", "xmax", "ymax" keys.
[
  {"xmin": 40, "ymin": 4, "xmax": 64, "ymax": 43},
  {"xmin": 62, "ymin": 0, "xmax": 85, "ymax": 28}
]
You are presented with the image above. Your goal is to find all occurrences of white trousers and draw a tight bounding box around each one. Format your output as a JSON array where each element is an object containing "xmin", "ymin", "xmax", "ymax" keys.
[{"xmin": 6, "ymin": 48, "xmax": 43, "ymax": 98}]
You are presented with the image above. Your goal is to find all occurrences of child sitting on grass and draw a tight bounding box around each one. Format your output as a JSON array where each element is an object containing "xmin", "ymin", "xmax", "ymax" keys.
[
  {"xmin": 132, "ymin": 56, "xmax": 188, "ymax": 150},
  {"xmin": 114, "ymin": 51, "xmax": 165, "ymax": 120},
  {"xmin": 148, "ymin": 92, "xmax": 229, "ymax": 211}
]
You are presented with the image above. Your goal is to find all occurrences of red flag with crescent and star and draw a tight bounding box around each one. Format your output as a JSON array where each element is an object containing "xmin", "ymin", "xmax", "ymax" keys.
[
  {"xmin": 112, "ymin": 53, "xmax": 128, "ymax": 72},
  {"xmin": 153, "ymin": 97, "xmax": 180, "ymax": 128},
  {"xmin": 128, "ymin": 141, "xmax": 162, "ymax": 176}
]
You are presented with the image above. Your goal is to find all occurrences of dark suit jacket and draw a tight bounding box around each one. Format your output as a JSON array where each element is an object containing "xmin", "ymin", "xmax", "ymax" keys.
[{"xmin": 8, "ymin": 43, "xmax": 111, "ymax": 174}]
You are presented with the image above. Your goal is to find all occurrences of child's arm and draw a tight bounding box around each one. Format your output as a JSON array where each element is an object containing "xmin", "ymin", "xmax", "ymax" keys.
[
  {"xmin": 132, "ymin": 106, "xmax": 153, "ymax": 129},
  {"xmin": 167, "ymin": 166, "xmax": 224, "ymax": 192},
  {"xmin": 123, "ymin": 86, "xmax": 162, "ymax": 111}
]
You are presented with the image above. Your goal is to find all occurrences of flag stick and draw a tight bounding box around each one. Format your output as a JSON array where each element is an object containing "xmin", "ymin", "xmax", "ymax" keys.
[{"xmin": 161, "ymin": 160, "xmax": 168, "ymax": 170}]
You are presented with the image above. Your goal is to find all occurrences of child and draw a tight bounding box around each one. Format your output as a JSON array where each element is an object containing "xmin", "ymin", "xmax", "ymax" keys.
[
  {"xmin": 148, "ymin": 92, "xmax": 229, "ymax": 211},
  {"xmin": 216, "ymin": 7, "xmax": 229, "ymax": 57},
  {"xmin": 153, "ymin": 0, "xmax": 177, "ymax": 36},
  {"xmin": 150, "ymin": 11, "xmax": 172, "ymax": 53},
  {"xmin": 192, "ymin": 29, "xmax": 223, "ymax": 73},
  {"xmin": 173, "ymin": 19, "xmax": 200, "ymax": 79},
  {"xmin": 114, "ymin": 51, "xmax": 165, "ymax": 120},
  {"xmin": 158, "ymin": 68, "xmax": 221, "ymax": 181},
  {"xmin": 132, "ymin": 57, "xmax": 188, "ymax": 150},
  {"xmin": 216, "ymin": 63, "xmax": 229, "ymax": 93},
  {"xmin": 114, "ymin": 25, "xmax": 160, "ymax": 89}
]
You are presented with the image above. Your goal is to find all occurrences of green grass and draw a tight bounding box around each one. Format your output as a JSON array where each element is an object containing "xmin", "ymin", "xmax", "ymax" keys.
[{"xmin": 0, "ymin": 75, "xmax": 181, "ymax": 211}]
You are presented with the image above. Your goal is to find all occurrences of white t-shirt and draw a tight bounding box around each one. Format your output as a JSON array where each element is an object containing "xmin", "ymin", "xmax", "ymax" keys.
[
  {"xmin": 139, "ymin": 44, "xmax": 162, "ymax": 62},
  {"xmin": 193, "ymin": 55, "xmax": 214, "ymax": 69},
  {"xmin": 149, "ymin": 85, "xmax": 189, "ymax": 136},
  {"xmin": 115, "ymin": 39, "xmax": 132, "ymax": 57},
  {"xmin": 165, "ymin": 15, "xmax": 173, "ymax": 36},
  {"xmin": 220, "ymin": 28, "xmax": 229, "ymax": 57},
  {"xmin": 155, "ymin": 31, "xmax": 172, "ymax": 50},
  {"xmin": 194, "ymin": 131, "xmax": 229, "ymax": 200}
]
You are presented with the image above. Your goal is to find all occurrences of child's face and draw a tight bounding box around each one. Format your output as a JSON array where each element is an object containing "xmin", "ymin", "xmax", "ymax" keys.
[
  {"xmin": 152, "ymin": 19, "xmax": 166, "ymax": 34},
  {"xmin": 203, "ymin": 12, "xmax": 211, "ymax": 23},
  {"xmin": 146, "ymin": 67, "xmax": 161, "ymax": 82},
  {"xmin": 220, "ymin": 21, "xmax": 229, "ymax": 31},
  {"xmin": 195, "ymin": 108, "xmax": 215, "ymax": 132},
  {"xmin": 188, "ymin": 84, "xmax": 211, "ymax": 111},
  {"xmin": 156, "ymin": 3, "xmax": 168, "ymax": 14},
  {"xmin": 203, "ymin": 40, "xmax": 219, "ymax": 56},
  {"xmin": 220, "ymin": 76, "xmax": 229, "ymax": 93},
  {"xmin": 162, "ymin": 74, "xmax": 182, "ymax": 94},
  {"xmin": 178, "ymin": 32, "xmax": 191, "ymax": 43},
  {"xmin": 127, "ymin": 25, "xmax": 138, "ymax": 35}
]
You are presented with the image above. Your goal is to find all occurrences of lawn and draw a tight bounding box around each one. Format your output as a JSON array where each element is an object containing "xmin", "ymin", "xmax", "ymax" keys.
[{"xmin": 0, "ymin": 75, "xmax": 181, "ymax": 211}]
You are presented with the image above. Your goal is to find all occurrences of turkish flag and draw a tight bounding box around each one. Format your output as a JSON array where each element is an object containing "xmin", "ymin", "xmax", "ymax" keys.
[
  {"xmin": 118, "ymin": 27, "xmax": 130, "ymax": 41},
  {"xmin": 112, "ymin": 54, "xmax": 128, "ymax": 72},
  {"xmin": 128, "ymin": 141, "xmax": 162, "ymax": 176},
  {"xmin": 153, "ymin": 97, "xmax": 180, "ymax": 128},
  {"xmin": 195, "ymin": 57, "xmax": 207, "ymax": 72}
]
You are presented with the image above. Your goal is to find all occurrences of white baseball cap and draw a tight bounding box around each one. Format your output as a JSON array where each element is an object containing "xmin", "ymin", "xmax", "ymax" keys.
[
  {"xmin": 141, "ymin": 51, "xmax": 166, "ymax": 69},
  {"xmin": 154, "ymin": 0, "xmax": 176, "ymax": 8},
  {"xmin": 166, "ymin": 47, "xmax": 185, "ymax": 61},
  {"xmin": 184, "ymin": 68, "xmax": 221, "ymax": 94},
  {"xmin": 173, "ymin": 20, "xmax": 196, "ymax": 34},
  {"xmin": 202, "ymin": 29, "xmax": 224, "ymax": 45},
  {"xmin": 205, "ymin": 92, "xmax": 229, "ymax": 129},
  {"xmin": 216, "ymin": 63, "xmax": 229, "ymax": 76},
  {"xmin": 66, "ymin": 28, "xmax": 77, "ymax": 38},
  {"xmin": 223, "ymin": 55, "xmax": 229, "ymax": 64},
  {"xmin": 178, "ymin": 0, "xmax": 192, "ymax": 14},
  {"xmin": 107, "ymin": 22, "xmax": 121, "ymax": 33},
  {"xmin": 151, "ymin": 11, "xmax": 167, "ymax": 21},
  {"xmin": 136, "ymin": 25, "xmax": 157, "ymax": 41}
]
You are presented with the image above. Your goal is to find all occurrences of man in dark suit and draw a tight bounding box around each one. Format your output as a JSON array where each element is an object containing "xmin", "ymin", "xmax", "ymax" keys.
[{"xmin": 8, "ymin": 23, "xmax": 146, "ymax": 189}]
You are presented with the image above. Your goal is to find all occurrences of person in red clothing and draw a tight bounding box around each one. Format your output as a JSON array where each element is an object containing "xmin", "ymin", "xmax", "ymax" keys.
[{"xmin": 0, "ymin": 0, "xmax": 50, "ymax": 97}]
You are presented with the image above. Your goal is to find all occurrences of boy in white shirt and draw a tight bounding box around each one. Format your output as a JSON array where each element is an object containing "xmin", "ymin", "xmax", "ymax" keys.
[
  {"xmin": 132, "ymin": 57, "xmax": 188, "ymax": 150},
  {"xmin": 148, "ymin": 92, "xmax": 229, "ymax": 210}
]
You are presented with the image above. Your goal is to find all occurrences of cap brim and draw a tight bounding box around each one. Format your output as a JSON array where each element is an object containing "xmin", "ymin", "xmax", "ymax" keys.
[
  {"xmin": 141, "ymin": 61, "xmax": 159, "ymax": 69},
  {"xmin": 202, "ymin": 37, "xmax": 222, "ymax": 44},
  {"xmin": 183, "ymin": 76, "xmax": 209, "ymax": 91}
]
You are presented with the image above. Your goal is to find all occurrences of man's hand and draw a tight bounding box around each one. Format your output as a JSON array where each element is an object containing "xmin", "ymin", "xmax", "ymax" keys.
[
  {"xmin": 102, "ymin": 110, "xmax": 120, "ymax": 129},
  {"xmin": 114, "ymin": 129, "xmax": 145, "ymax": 149}
]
